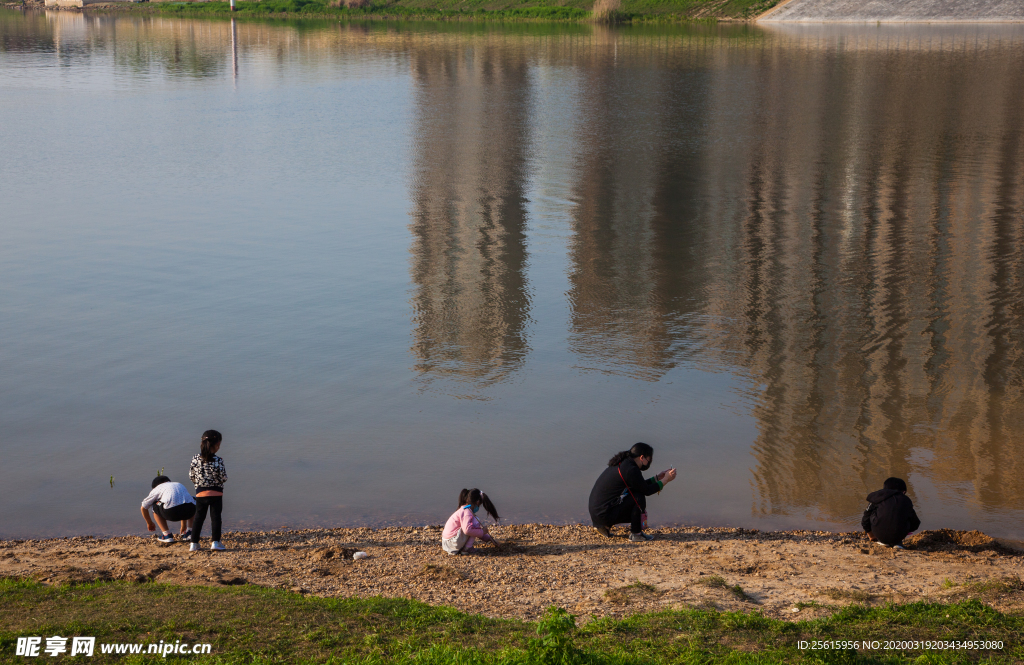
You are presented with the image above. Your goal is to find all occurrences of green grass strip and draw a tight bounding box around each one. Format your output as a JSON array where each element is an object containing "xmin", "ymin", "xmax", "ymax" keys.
[
  {"xmin": 132, "ymin": 0, "xmax": 777, "ymax": 22},
  {"xmin": 2, "ymin": 578, "xmax": 1023, "ymax": 663},
  {"xmin": 151, "ymin": 1, "xmax": 591, "ymax": 21}
]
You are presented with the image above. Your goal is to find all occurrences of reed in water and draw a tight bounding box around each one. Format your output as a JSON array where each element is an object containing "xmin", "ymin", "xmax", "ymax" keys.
[{"xmin": 591, "ymin": 0, "xmax": 622, "ymax": 22}]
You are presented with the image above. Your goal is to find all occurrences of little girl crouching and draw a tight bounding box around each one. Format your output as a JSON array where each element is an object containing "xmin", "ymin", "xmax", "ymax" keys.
[{"xmin": 441, "ymin": 488, "xmax": 499, "ymax": 554}]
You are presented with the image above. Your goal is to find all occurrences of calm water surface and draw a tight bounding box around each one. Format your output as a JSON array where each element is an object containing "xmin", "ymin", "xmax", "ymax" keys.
[{"xmin": 2, "ymin": 12, "xmax": 1023, "ymax": 539}]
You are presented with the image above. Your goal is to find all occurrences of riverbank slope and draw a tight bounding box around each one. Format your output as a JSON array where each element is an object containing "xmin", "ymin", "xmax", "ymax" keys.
[
  {"xmin": 759, "ymin": 0, "xmax": 1024, "ymax": 22},
  {"xmin": 4, "ymin": 524, "xmax": 1024, "ymax": 621}
]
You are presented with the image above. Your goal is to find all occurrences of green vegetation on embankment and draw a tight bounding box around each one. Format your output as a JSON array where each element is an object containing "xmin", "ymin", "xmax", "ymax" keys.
[
  {"xmin": 141, "ymin": 0, "xmax": 779, "ymax": 23},
  {"xmin": 2, "ymin": 578, "xmax": 1024, "ymax": 663}
]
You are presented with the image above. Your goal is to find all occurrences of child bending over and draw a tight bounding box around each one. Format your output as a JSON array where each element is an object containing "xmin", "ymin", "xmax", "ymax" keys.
[
  {"xmin": 862, "ymin": 477, "xmax": 921, "ymax": 549},
  {"xmin": 141, "ymin": 476, "xmax": 196, "ymax": 543}
]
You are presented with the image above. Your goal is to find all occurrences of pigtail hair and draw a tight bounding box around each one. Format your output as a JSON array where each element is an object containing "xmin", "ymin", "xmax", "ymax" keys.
[
  {"xmin": 459, "ymin": 488, "xmax": 500, "ymax": 521},
  {"xmin": 480, "ymin": 492, "xmax": 500, "ymax": 521},
  {"xmin": 200, "ymin": 429, "xmax": 223, "ymax": 463}
]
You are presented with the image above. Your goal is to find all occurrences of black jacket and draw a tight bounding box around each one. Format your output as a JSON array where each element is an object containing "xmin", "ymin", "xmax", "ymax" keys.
[
  {"xmin": 588, "ymin": 457, "xmax": 663, "ymax": 524},
  {"xmin": 861, "ymin": 489, "xmax": 921, "ymax": 545}
]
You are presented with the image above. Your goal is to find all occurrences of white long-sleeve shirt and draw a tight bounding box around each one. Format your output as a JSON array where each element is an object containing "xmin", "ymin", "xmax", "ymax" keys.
[{"xmin": 141, "ymin": 482, "xmax": 195, "ymax": 510}]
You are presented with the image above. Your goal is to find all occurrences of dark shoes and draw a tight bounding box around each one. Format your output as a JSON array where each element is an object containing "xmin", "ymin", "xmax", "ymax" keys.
[{"xmin": 594, "ymin": 526, "xmax": 653, "ymax": 540}]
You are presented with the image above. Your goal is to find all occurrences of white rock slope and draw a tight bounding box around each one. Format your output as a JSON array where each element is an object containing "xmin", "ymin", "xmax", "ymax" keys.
[{"xmin": 760, "ymin": 0, "xmax": 1024, "ymax": 22}]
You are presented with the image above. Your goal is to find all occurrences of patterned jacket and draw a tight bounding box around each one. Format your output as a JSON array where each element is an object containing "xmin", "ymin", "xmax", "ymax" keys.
[{"xmin": 189, "ymin": 454, "xmax": 228, "ymax": 492}]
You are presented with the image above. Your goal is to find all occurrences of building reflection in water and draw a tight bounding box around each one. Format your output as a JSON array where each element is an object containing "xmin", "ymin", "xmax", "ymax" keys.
[
  {"xmin": 565, "ymin": 29, "xmax": 739, "ymax": 383},
  {"xmin": 407, "ymin": 41, "xmax": 532, "ymax": 392},
  {"xmin": 692, "ymin": 31, "xmax": 1024, "ymax": 523},
  {"xmin": 567, "ymin": 30, "xmax": 698, "ymax": 381}
]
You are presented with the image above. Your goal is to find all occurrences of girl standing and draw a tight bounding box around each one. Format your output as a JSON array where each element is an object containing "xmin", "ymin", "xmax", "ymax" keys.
[
  {"xmin": 441, "ymin": 488, "xmax": 499, "ymax": 554},
  {"xmin": 189, "ymin": 429, "xmax": 228, "ymax": 551}
]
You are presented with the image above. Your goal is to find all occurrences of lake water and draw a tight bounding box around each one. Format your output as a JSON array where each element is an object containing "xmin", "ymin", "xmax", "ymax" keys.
[{"xmin": 2, "ymin": 12, "xmax": 1023, "ymax": 540}]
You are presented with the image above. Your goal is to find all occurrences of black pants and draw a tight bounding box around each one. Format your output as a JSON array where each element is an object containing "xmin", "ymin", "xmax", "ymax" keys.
[
  {"xmin": 155, "ymin": 502, "xmax": 196, "ymax": 523},
  {"xmin": 191, "ymin": 496, "xmax": 223, "ymax": 543},
  {"xmin": 596, "ymin": 501, "xmax": 644, "ymax": 534}
]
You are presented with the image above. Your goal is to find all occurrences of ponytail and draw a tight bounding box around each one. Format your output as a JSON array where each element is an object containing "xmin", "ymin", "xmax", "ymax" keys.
[
  {"xmin": 200, "ymin": 429, "xmax": 222, "ymax": 462},
  {"xmin": 608, "ymin": 442, "xmax": 654, "ymax": 467},
  {"xmin": 480, "ymin": 492, "xmax": 500, "ymax": 521},
  {"xmin": 607, "ymin": 450, "xmax": 631, "ymax": 467},
  {"xmin": 457, "ymin": 487, "xmax": 500, "ymax": 521}
]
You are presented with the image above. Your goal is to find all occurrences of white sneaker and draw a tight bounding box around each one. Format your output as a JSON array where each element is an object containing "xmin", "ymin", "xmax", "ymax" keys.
[
  {"xmin": 211, "ymin": 541, "xmax": 226, "ymax": 551},
  {"xmin": 189, "ymin": 542, "xmax": 200, "ymax": 552}
]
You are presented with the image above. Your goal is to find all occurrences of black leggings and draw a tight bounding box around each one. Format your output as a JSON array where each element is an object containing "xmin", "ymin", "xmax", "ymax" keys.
[
  {"xmin": 191, "ymin": 496, "xmax": 223, "ymax": 543},
  {"xmin": 597, "ymin": 501, "xmax": 644, "ymax": 534}
]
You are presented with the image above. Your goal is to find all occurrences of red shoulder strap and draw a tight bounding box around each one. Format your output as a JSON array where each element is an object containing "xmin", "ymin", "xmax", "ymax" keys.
[{"xmin": 618, "ymin": 466, "xmax": 642, "ymax": 508}]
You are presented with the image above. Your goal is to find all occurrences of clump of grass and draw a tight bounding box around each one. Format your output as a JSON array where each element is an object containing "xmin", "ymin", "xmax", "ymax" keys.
[
  {"xmin": 603, "ymin": 581, "xmax": 660, "ymax": 605},
  {"xmin": 694, "ymin": 575, "xmax": 751, "ymax": 601},
  {"xmin": 962, "ymin": 576, "xmax": 1024, "ymax": 595},
  {"xmin": 728, "ymin": 584, "xmax": 752, "ymax": 601},
  {"xmin": 528, "ymin": 607, "xmax": 583, "ymax": 663},
  {"xmin": 695, "ymin": 575, "xmax": 728, "ymax": 588},
  {"xmin": 603, "ymin": 588, "xmax": 628, "ymax": 604},
  {"xmin": 935, "ymin": 576, "xmax": 1024, "ymax": 602},
  {"xmin": 794, "ymin": 600, "xmax": 823, "ymax": 610},
  {"xmin": 817, "ymin": 587, "xmax": 877, "ymax": 603}
]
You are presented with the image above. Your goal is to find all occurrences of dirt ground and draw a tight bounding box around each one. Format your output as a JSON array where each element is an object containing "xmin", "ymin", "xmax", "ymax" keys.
[{"xmin": 3, "ymin": 525, "xmax": 1024, "ymax": 621}]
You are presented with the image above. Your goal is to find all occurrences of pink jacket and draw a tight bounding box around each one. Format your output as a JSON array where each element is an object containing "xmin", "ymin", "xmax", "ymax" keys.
[{"xmin": 442, "ymin": 506, "xmax": 489, "ymax": 540}]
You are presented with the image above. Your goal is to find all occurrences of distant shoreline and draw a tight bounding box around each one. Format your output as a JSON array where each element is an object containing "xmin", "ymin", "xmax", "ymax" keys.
[
  {"xmin": 7, "ymin": 0, "xmax": 775, "ymax": 23},
  {"xmin": 16, "ymin": 2, "xmax": 1024, "ymax": 25}
]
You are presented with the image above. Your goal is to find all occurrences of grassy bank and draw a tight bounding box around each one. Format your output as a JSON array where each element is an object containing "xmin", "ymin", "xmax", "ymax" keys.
[
  {"xmin": 2, "ymin": 578, "xmax": 1023, "ymax": 663},
  {"xmin": 131, "ymin": 0, "xmax": 779, "ymax": 23}
]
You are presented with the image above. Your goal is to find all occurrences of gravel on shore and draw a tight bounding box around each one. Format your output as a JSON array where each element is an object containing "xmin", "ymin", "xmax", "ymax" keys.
[{"xmin": 3, "ymin": 524, "xmax": 1023, "ymax": 620}]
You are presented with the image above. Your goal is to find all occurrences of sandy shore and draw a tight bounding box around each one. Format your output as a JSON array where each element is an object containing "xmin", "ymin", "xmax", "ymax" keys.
[{"xmin": 3, "ymin": 525, "xmax": 1023, "ymax": 621}]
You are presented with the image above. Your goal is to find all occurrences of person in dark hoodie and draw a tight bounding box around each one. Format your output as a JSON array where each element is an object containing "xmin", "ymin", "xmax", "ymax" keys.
[
  {"xmin": 588, "ymin": 442, "xmax": 677, "ymax": 541},
  {"xmin": 861, "ymin": 477, "xmax": 921, "ymax": 549}
]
